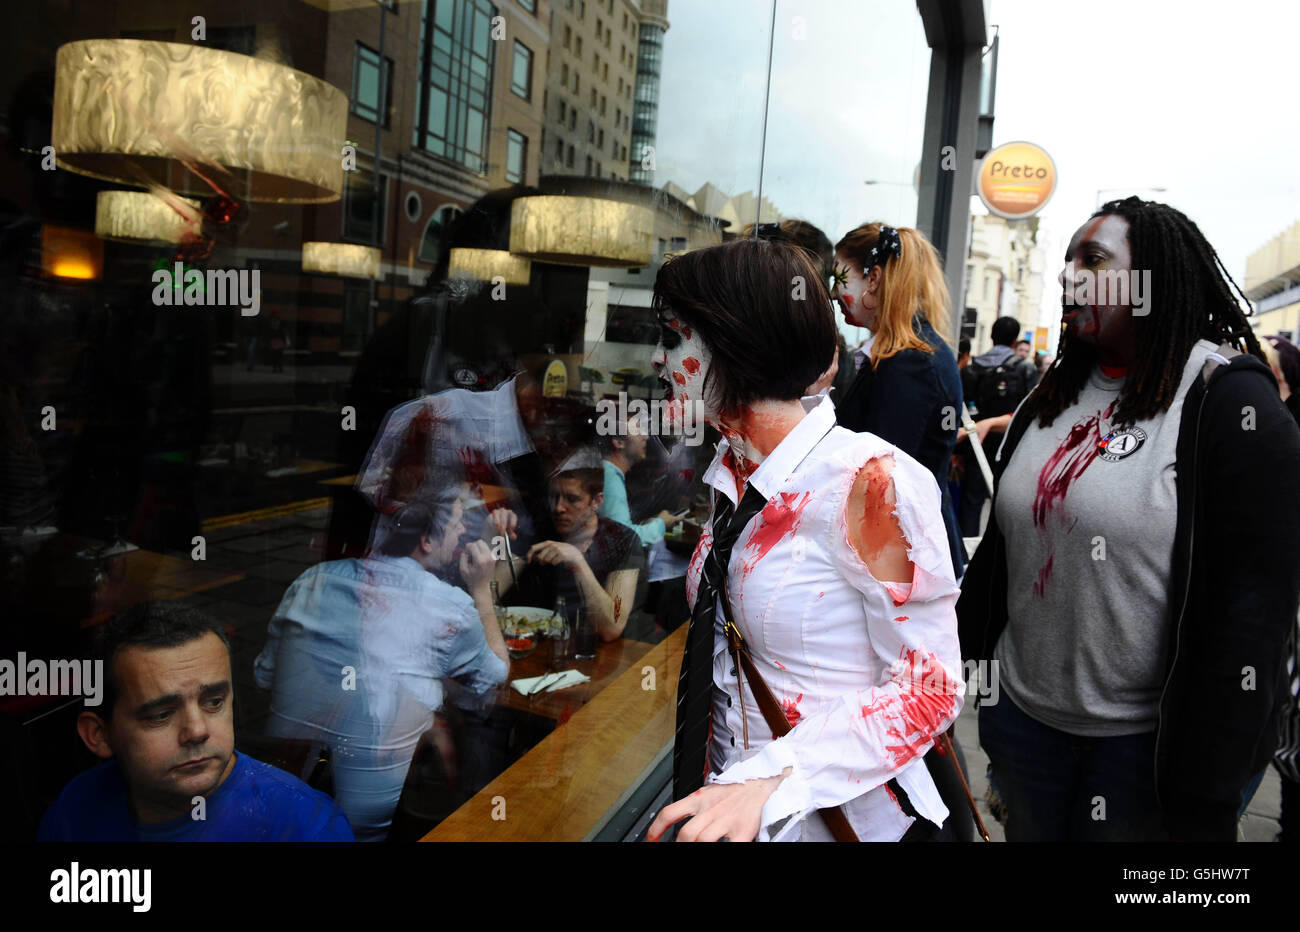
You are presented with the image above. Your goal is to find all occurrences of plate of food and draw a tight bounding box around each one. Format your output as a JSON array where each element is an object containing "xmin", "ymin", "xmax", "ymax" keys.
[{"xmin": 501, "ymin": 606, "xmax": 556, "ymax": 634}]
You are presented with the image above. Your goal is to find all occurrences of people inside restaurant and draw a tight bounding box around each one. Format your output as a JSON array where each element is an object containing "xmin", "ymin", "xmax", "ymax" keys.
[{"xmin": 492, "ymin": 450, "xmax": 646, "ymax": 642}]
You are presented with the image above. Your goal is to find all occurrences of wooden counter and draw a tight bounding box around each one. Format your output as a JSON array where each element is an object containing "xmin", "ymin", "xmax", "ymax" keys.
[{"xmin": 423, "ymin": 626, "xmax": 685, "ymax": 841}]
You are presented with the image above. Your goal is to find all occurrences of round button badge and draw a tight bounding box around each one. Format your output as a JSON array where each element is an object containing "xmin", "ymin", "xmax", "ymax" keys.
[{"xmin": 1098, "ymin": 426, "xmax": 1147, "ymax": 462}]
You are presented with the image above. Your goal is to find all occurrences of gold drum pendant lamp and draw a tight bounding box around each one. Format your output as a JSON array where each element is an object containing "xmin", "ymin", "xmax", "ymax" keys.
[
  {"xmin": 508, "ymin": 196, "xmax": 654, "ymax": 268},
  {"xmin": 52, "ymin": 39, "xmax": 347, "ymax": 203},
  {"xmin": 302, "ymin": 242, "xmax": 382, "ymax": 279}
]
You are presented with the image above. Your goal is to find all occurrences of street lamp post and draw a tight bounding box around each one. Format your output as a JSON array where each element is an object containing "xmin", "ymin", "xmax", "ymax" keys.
[{"xmin": 369, "ymin": 0, "xmax": 388, "ymax": 337}]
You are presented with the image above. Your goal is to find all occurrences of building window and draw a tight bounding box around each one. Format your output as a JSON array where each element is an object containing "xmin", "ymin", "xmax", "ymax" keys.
[
  {"xmin": 561, "ymin": 62, "xmax": 568, "ymax": 84},
  {"xmin": 506, "ymin": 129, "xmax": 527, "ymax": 183},
  {"xmin": 580, "ymin": 0, "xmax": 585, "ymax": 20},
  {"xmin": 343, "ymin": 170, "xmax": 389, "ymax": 245},
  {"xmin": 558, "ymin": 99, "xmax": 566, "ymax": 121},
  {"xmin": 590, "ymin": 88, "xmax": 596, "ymax": 107},
  {"xmin": 566, "ymin": 144, "xmax": 574, "ymax": 168},
  {"xmin": 419, "ymin": 204, "xmax": 464, "ymax": 264},
  {"xmin": 600, "ymin": 95, "xmax": 606, "ymax": 115},
  {"xmin": 585, "ymin": 154, "xmax": 592, "ymax": 176},
  {"xmin": 352, "ymin": 42, "xmax": 393, "ymax": 127},
  {"xmin": 555, "ymin": 136, "xmax": 564, "ymax": 161},
  {"xmin": 414, "ymin": 0, "xmax": 496, "ymax": 173},
  {"xmin": 598, "ymin": 128, "xmax": 604, "ymax": 148},
  {"xmin": 576, "ymin": 35, "xmax": 582, "ymax": 56},
  {"xmin": 569, "ymin": 109, "xmax": 576, "ymax": 130},
  {"xmin": 573, "ymin": 72, "xmax": 579, "ymax": 92},
  {"xmin": 511, "ymin": 41, "xmax": 533, "ymax": 99}
]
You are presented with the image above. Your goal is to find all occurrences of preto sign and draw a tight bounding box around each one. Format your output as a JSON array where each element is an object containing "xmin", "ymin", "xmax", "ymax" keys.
[{"xmin": 978, "ymin": 141, "xmax": 1057, "ymax": 220}]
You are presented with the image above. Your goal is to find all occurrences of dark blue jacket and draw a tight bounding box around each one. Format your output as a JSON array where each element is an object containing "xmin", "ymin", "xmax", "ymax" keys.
[{"xmin": 835, "ymin": 315, "xmax": 966, "ymax": 576}]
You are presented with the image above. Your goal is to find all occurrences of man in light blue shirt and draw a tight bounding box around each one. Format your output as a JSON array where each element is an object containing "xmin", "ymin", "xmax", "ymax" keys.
[
  {"xmin": 598, "ymin": 417, "xmax": 682, "ymax": 547},
  {"xmin": 254, "ymin": 492, "xmax": 508, "ymax": 841}
]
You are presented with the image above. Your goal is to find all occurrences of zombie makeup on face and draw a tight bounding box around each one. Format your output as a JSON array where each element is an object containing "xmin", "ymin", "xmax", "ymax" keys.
[
  {"xmin": 652, "ymin": 307, "xmax": 716, "ymax": 423},
  {"xmin": 834, "ymin": 255, "xmax": 876, "ymax": 329}
]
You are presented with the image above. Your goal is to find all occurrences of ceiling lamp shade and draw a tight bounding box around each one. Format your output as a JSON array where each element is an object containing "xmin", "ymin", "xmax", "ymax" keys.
[
  {"xmin": 302, "ymin": 242, "xmax": 382, "ymax": 279},
  {"xmin": 448, "ymin": 247, "xmax": 531, "ymax": 286},
  {"xmin": 52, "ymin": 39, "xmax": 347, "ymax": 203},
  {"xmin": 95, "ymin": 190, "xmax": 202, "ymax": 244},
  {"xmin": 509, "ymin": 196, "xmax": 654, "ymax": 267}
]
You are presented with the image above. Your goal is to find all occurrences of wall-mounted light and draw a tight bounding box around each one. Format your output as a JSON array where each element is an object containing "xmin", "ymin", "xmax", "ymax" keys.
[{"xmin": 43, "ymin": 225, "xmax": 103, "ymax": 280}]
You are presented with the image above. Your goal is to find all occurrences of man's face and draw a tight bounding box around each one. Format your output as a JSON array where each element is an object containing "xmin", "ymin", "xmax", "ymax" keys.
[
  {"xmin": 429, "ymin": 498, "xmax": 467, "ymax": 568},
  {"xmin": 1060, "ymin": 214, "xmax": 1136, "ymax": 356},
  {"xmin": 550, "ymin": 477, "xmax": 600, "ymax": 537},
  {"xmin": 1015, "ymin": 342, "xmax": 1031, "ymax": 359},
  {"xmin": 622, "ymin": 419, "xmax": 650, "ymax": 464},
  {"xmin": 104, "ymin": 632, "xmax": 235, "ymax": 817}
]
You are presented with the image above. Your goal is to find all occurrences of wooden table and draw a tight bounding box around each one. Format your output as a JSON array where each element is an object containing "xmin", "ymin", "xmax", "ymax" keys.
[
  {"xmin": 423, "ymin": 626, "xmax": 685, "ymax": 841},
  {"xmin": 496, "ymin": 636, "xmax": 653, "ymax": 720},
  {"xmin": 54, "ymin": 539, "xmax": 247, "ymax": 627}
]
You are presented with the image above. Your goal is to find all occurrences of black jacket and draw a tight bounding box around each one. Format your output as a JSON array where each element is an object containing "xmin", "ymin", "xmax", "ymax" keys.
[
  {"xmin": 836, "ymin": 315, "xmax": 966, "ymax": 575},
  {"xmin": 957, "ymin": 347, "xmax": 1300, "ymax": 840}
]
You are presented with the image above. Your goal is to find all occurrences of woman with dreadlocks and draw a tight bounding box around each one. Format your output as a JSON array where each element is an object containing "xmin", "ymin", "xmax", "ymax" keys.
[{"xmin": 957, "ymin": 197, "xmax": 1300, "ymax": 841}]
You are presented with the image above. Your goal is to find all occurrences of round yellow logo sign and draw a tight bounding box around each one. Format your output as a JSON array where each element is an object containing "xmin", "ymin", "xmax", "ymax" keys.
[{"xmin": 978, "ymin": 142, "xmax": 1057, "ymax": 220}]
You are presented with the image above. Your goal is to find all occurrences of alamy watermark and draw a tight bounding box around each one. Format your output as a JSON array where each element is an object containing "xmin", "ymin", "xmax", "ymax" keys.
[
  {"xmin": 595, "ymin": 391, "xmax": 705, "ymax": 447},
  {"xmin": 151, "ymin": 262, "xmax": 261, "ymax": 316},
  {"xmin": 0, "ymin": 654, "xmax": 103, "ymax": 706},
  {"xmin": 50, "ymin": 862, "xmax": 150, "ymax": 912},
  {"xmin": 1063, "ymin": 268, "xmax": 1153, "ymax": 316}
]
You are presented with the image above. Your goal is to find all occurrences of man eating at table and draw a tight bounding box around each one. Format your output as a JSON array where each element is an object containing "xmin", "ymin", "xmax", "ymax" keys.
[
  {"xmin": 38, "ymin": 601, "xmax": 354, "ymax": 841},
  {"xmin": 491, "ymin": 452, "xmax": 645, "ymax": 642},
  {"xmin": 253, "ymin": 488, "xmax": 509, "ymax": 841}
]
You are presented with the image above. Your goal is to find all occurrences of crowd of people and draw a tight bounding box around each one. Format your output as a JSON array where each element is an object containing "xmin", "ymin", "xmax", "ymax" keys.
[{"xmin": 36, "ymin": 196, "xmax": 1300, "ymax": 844}]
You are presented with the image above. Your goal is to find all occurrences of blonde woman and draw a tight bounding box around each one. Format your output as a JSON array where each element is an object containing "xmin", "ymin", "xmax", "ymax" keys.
[{"xmin": 832, "ymin": 223, "xmax": 964, "ymax": 577}]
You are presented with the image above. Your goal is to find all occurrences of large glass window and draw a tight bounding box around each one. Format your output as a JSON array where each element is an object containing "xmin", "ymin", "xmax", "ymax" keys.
[
  {"xmin": 419, "ymin": 203, "xmax": 464, "ymax": 264},
  {"xmin": 505, "ymin": 129, "xmax": 527, "ymax": 183},
  {"xmin": 343, "ymin": 170, "xmax": 389, "ymax": 245},
  {"xmin": 511, "ymin": 40, "xmax": 533, "ymax": 100},
  {"xmin": 352, "ymin": 42, "xmax": 393, "ymax": 127},
  {"xmin": 415, "ymin": 0, "xmax": 496, "ymax": 172}
]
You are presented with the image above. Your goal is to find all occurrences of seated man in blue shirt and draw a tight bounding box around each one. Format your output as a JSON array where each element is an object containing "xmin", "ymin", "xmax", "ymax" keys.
[
  {"xmin": 254, "ymin": 490, "xmax": 509, "ymax": 841},
  {"xmin": 38, "ymin": 602, "xmax": 353, "ymax": 842},
  {"xmin": 597, "ymin": 414, "xmax": 683, "ymax": 547}
]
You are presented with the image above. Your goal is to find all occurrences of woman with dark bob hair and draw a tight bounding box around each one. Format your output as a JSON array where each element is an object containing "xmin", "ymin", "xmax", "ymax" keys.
[
  {"xmin": 646, "ymin": 237, "xmax": 965, "ymax": 842},
  {"xmin": 958, "ymin": 197, "xmax": 1300, "ymax": 841}
]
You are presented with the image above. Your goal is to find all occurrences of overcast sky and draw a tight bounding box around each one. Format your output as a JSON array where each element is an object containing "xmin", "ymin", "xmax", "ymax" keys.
[{"xmin": 650, "ymin": 0, "xmax": 1300, "ymax": 344}]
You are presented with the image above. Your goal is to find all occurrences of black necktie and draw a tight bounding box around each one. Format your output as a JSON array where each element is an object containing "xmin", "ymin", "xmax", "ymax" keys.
[{"xmin": 673, "ymin": 482, "xmax": 767, "ymax": 800}]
